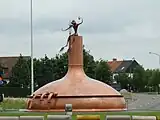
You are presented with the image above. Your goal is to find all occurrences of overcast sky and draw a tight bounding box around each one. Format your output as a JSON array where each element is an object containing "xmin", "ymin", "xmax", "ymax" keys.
[{"xmin": 0, "ymin": 0, "xmax": 160, "ymax": 69}]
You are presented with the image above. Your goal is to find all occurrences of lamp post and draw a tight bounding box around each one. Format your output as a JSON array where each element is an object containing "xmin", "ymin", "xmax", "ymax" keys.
[
  {"xmin": 149, "ymin": 52, "xmax": 160, "ymax": 94},
  {"xmin": 149, "ymin": 52, "xmax": 160, "ymax": 65},
  {"xmin": 30, "ymin": 0, "xmax": 34, "ymax": 94}
]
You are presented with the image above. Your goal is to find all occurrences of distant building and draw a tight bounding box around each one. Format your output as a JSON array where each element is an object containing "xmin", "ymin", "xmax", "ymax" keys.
[
  {"xmin": 107, "ymin": 58, "xmax": 141, "ymax": 80},
  {"xmin": 0, "ymin": 56, "xmax": 30, "ymax": 79}
]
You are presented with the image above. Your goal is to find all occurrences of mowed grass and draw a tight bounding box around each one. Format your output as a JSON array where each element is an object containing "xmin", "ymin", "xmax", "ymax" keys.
[{"xmin": 0, "ymin": 98, "xmax": 27, "ymax": 109}]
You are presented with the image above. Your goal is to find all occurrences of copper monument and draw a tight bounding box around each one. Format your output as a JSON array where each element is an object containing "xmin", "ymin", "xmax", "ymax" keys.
[{"xmin": 27, "ymin": 17, "xmax": 126, "ymax": 112}]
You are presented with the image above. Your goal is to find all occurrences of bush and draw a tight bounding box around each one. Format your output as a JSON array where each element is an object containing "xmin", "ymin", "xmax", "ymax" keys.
[{"xmin": 0, "ymin": 87, "xmax": 30, "ymax": 97}]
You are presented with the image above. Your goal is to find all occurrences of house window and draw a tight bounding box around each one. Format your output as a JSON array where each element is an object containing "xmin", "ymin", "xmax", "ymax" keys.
[
  {"xmin": 128, "ymin": 73, "xmax": 133, "ymax": 78},
  {"xmin": 3, "ymin": 68, "xmax": 8, "ymax": 74}
]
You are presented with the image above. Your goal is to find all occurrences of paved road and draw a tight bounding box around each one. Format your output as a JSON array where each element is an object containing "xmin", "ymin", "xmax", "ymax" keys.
[{"xmin": 127, "ymin": 93, "xmax": 160, "ymax": 110}]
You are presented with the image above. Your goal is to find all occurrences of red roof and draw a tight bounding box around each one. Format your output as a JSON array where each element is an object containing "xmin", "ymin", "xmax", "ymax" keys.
[{"xmin": 107, "ymin": 60, "xmax": 123, "ymax": 72}]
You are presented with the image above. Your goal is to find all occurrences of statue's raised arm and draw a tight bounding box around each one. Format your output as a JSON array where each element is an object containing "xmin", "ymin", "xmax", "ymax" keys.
[
  {"xmin": 78, "ymin": 17, "xmax": 83, "ymax": 25},
  {"xmin": 61, "ymin": 24, "xmax": 73, "ymax": 31}
]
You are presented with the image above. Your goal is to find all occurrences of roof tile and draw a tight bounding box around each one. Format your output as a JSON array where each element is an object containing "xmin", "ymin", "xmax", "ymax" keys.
[{"xmin": 107, "ymin": 60, "xmax": 123, "ymax": 72}]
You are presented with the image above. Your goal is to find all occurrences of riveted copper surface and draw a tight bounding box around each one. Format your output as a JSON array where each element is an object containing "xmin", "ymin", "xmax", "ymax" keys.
[{"xmin": 26, "ymin": 36, "xmax": 126, "ymax": 112}]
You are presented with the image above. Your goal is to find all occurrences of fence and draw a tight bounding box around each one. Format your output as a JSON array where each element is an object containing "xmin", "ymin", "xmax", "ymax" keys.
[{"xmin": 0, "ymin": 115, "xmax": 158, "ymax": 120}]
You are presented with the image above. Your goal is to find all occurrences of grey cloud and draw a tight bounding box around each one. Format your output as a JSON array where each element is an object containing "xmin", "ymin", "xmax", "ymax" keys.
[
  {"xmin": 0, "ymin": 0, "xmax": 160, "ymax": 69},
  {"xmin": 0, "ymin": 16, "xmax": 133, "ymax": 35},
  {"xmin": 0, "ymin": 17, "xmax": 156, "ymax": 38},
  {"xmin": 33, "ymin": 14, "xmax": 144, "ymax": 35},
  {"xmin": 0, "ymin": 17, "xmax": 67, "ymax": 35},
  {"xmin": 33, "ymin": 18, "xmax": 68, "ymax": 33},
  {"xmin": 0, "ymin": 18, "xmax": 29, "ymax": 36},
  {"xmin": 1, "ymin": 0, "xmax": 160, "ymax": 35}
]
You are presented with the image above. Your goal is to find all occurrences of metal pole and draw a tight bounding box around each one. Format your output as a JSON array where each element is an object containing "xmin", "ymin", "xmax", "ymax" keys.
[
  {"xmin": 159, "ymin": 56, "xmax": 160, "ymax": 67},
  {"xmin": 30, "ymin": 0, "xmax": 34, "ymax": 94},
  {"xmin": 158, "ymin": 55, "xmax": 160, "ymax": 93}
]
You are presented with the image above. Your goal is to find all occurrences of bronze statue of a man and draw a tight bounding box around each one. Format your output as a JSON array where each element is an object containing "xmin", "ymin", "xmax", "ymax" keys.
[
  {"xmin": 62, "ymin": 17, "xmax": 83, "ymax": 35},
  {"xmin": 59, "ymin": 17, "xmax": 83, "ymax": 52}
]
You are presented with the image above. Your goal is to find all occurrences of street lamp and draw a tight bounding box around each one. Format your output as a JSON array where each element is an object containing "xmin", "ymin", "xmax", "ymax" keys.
[
  {"xmin": 30, "ymin": 0, "xmax": 34, "ymax": 95},
  {"xmin": 149, "ymin": 52, "xmax": 160, "ymax": 94},
  {"xmin": 149, "ymin": 52, "xmax": 160, "ymax": 65}
]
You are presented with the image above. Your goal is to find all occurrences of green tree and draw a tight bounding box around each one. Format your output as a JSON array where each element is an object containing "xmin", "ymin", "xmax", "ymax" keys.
[
  {"xmin": 8, "ymin": 54, "xmax": 30, "ymax": 88},
  {"xmin": 95, "ymin": 60, "xmax": 112, "ymax": 83},
  {"xmin": 83, "ymin": 47, "xmax": 96, "ymax": 78},
  {"xmin": 132, "ymin": 66, "xmax": 145, "ymax": 92},
  {"xmin": 54, "ymin": 53, "xmax": 68, "ymax": 80},
  {"xmin": 32, "ymin": 55, "xmax": 59, "ymax": 88},
  {"xmin": 114, "ymin": 73, "xmax": 131, "ymax": 90},
  {"xmin": 150, "ymin": 69, "xmax": 160, "ymax": 92},
  {"xmin": 142, "ymin": 69, "xmax": 153, "ymax": 92}
]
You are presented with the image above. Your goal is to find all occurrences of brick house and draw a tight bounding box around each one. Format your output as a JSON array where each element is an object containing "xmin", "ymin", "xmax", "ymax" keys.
[
  {"xmin": 107, "ymin": 58, "xmax": 141, "ymax": 80},
  {"xmin": 0, "ymin": 56, "xmax": 30, "ymax": 79}
]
